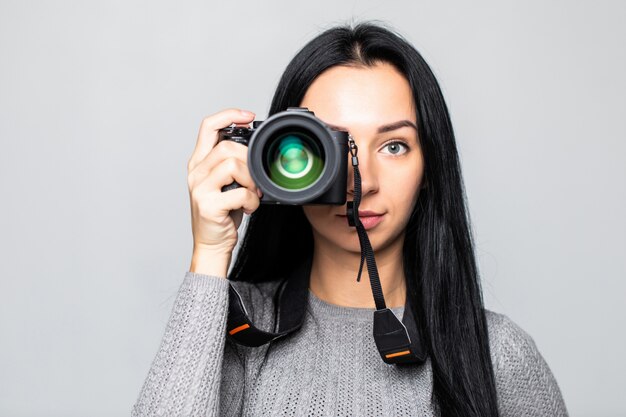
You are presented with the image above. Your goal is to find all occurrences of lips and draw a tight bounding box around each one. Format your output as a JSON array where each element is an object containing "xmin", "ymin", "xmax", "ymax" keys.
[
  {"xmin": 355, "ymin": 210, "xmax": 384, "ymax": 217},
  {"xmin": 337, "ymin": 210, "xmax": 385, "ymax": 230}
]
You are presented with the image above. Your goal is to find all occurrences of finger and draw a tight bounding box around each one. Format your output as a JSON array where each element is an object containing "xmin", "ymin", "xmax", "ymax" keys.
[
  {"xmin": 202, "ymin": 157, "xmax": 259, "ymax": 195},
  {"xmin": 218, "ymin": 187, "xmax": 261, "ymax": 215},
  {"xmin": 191, "ymin": 179, "xmax": 260, "ymax": 218},
  {"xmin": 188, "ymin": 108, "xmax": 255, "ymax": 172},
  {"xmin": 188, "ymin": 140, "xmax": 249, "ymax": 190}
]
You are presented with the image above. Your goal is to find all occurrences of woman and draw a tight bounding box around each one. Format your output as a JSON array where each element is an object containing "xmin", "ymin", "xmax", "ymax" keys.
[{"xmin": 133, "ymin": 22, "xmax": 568, "ymax": 416}]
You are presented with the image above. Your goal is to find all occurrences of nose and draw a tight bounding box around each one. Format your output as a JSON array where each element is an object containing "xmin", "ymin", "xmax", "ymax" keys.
[{"xmin": 346, "ymin": 143, "xmax": 379, "ymax": 199}]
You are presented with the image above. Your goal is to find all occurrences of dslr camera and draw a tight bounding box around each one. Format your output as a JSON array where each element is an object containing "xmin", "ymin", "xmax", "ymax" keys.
[{"xmin": 217, "ymin": 107, "xmax": 349, "ymax": 205}]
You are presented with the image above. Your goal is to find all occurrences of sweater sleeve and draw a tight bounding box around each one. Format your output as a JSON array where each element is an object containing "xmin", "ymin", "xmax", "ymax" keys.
[
  {"xmin": 132, "ymin": 272, "xmax": 240, "ymax": 417},
  {"xmin": 486, "ymin": 311, "xmax": 569, "ymax": 417}
]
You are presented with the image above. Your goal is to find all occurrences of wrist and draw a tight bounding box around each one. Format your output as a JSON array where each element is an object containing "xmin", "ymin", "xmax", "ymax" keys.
[{"xmin": 189, "ymin": 245, "xmax": 232, "ymax": 278}]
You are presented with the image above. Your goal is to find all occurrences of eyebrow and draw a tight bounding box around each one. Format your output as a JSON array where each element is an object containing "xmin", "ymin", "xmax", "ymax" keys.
[{"xmin": 324, "ymin": 120, "xmax": 418, "ymax": 134}]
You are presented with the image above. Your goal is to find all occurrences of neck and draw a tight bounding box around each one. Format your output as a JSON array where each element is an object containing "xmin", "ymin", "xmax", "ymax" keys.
[{"xmin": 308, "ymin": 233, "xmax": 406, "ymax": 309}]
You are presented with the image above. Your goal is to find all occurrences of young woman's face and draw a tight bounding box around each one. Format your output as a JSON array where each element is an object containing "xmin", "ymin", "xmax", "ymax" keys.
[{"xmin": 300, "ymin": 61, "xmax": 425, "ymax": 254}]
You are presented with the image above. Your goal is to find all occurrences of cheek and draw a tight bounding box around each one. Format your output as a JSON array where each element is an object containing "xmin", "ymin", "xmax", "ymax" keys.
[
  {"xmin": 302, "ymin": 205, "xmax": 349, "ymax": 241},
  {"xmin": 302, "ymin": 206, "xmax": 331, "ymax": 228},
  {"xmin": 385, "ymin": 161, "xmax": 424, "ymax": 216}
]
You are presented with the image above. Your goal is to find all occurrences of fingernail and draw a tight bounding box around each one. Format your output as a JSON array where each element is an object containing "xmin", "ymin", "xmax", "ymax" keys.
[
  {"xmin": 240, "ymin": 110, "xmax": 254, "ymax": 117},
  {"xmin": 257, "ymin": 189, "xmax": 263, "ymax": 198}
]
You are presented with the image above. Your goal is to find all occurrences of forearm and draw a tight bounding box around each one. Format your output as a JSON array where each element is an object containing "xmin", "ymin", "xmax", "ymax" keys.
[{"xmin": 132, "ymin": 272, "xmax": 230, "ymax": 417}]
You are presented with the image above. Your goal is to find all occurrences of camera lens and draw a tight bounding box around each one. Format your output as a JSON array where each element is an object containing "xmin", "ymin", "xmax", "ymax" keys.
[
  {"xmin": 264, "ymin": 131, "xmax": 324, "ymax": 190},
  {"xmin": 247, "ymin": 108, "xmax": 347, "ymax": 205}
]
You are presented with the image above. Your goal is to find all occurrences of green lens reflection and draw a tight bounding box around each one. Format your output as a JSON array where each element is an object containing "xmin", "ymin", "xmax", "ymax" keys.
[{"xmin": 266, "ymin": 134, "xmax": 324, "ymax": 190}]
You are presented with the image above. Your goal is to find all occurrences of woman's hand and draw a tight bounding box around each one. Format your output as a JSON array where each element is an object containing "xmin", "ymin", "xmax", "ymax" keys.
[{"xmin": 187, "ymin": 108, "xmax": 262, "ymax": 275}]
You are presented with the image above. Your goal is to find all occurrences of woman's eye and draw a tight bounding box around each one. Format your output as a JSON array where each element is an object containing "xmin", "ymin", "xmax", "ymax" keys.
[{"xmin": 380, "ymin": 141, "xmax": 409, "ymax": 155}]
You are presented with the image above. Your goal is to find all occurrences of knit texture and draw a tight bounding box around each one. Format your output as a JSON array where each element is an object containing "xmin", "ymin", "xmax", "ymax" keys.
[{"xmin": 132, "ymin": 273, "xmax": 568, "ymax": 416}]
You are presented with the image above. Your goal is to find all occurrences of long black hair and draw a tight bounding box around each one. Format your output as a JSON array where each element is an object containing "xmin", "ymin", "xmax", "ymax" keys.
[{"xmin": 229, "ymin": 22, "xmax": 500, "ymax": 416}]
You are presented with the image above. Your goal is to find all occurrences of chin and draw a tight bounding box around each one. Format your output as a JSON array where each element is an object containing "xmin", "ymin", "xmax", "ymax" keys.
[{"xmin": 324, "ymin": 229, "xmax": 395, "ymax": 255}]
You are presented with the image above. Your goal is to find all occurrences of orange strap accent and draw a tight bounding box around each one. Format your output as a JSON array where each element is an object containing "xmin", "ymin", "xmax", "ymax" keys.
[
  {"xmin": 385, "ymin": 350, "xmax": 411, "ymax": 359},
  {"xmin": 229, "ymin": 323, "xmax": 250, "ymax": 335}
]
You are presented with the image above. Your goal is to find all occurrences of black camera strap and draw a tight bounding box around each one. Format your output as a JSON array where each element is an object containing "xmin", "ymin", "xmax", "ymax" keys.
[
  {"xmin": 226, "ymin": 136, "xmax": 427, "ymax": 365},
  {"xmin": 343, "ymin": 136, "xmax": 426, "ymax": 364}
]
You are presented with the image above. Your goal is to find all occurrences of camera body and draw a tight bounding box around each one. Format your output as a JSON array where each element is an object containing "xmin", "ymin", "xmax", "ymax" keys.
[{"xmin": 217, "ymin": 107, "xmax": 349, "ymax": 205}]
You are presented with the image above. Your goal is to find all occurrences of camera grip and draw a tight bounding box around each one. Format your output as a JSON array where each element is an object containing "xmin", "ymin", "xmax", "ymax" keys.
[
  {"xmin": 221, "ymin": 181, "xmax": 242, "ymax": 192},
  {"xmin": 217, "ymin": 127, "xmax": 251, "ymax": 194}
]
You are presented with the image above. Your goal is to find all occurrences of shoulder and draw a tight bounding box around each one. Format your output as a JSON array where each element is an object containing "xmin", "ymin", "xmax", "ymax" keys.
[
  {"xmin": 485, "ymin": 310, "xmax": 538, "ymax": 367},
  {"xmin": 484, "ymin": 310, "xmax": 569, "ymax": 416},
  {"xmin": 484, "ymin": 309, "xmax": 550, "ymax": 377}
]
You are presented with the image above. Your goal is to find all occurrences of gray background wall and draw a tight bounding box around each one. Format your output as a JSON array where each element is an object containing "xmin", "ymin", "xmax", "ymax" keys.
[{"xmin": 1, "ymin": 1, "xmax": 624, "ymax": 416}]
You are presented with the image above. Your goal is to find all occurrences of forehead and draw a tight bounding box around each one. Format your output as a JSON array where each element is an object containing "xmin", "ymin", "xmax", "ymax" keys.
[{"xmin": 300, "ymin": 62, "xmax": 416, "ymax": 130}]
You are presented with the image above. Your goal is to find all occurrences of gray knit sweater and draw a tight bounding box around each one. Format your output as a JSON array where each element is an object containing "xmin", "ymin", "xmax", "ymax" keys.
[{"xmin": 132, "ymin": 272, "xmax": 568, "ymax": 416}]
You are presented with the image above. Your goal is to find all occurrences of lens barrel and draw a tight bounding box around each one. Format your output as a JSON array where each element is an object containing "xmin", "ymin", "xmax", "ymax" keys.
[{"xmin": 248, "ymin": 109, "xmax": 345, "ymax": 205}]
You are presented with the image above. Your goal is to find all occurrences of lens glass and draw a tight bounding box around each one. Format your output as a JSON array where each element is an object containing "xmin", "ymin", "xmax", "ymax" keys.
[{"xmin": 264, "ymin": 131, "xmax": 324, "ymax": 190}]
